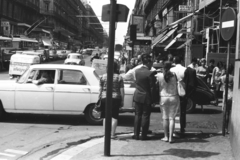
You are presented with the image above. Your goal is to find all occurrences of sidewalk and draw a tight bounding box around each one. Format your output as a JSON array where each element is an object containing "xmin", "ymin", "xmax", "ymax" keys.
[{"xmin": 51, "ymin": 130, "xmax": 234, "ymax": 160}]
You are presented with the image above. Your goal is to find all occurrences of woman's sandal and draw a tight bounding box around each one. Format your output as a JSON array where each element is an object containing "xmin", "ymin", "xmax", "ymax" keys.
[{"xmin": 161, "ymin": 137, "xmax": 169, "ymax": 142}]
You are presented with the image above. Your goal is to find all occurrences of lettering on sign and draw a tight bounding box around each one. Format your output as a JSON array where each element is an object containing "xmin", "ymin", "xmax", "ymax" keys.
[
  {"xmin": 1, "ymin": 21, "xmax": 10, "ymax": 27},
  {"xmin": 179, "ymin": 5, "xmax": 192, "ymax": 12}
]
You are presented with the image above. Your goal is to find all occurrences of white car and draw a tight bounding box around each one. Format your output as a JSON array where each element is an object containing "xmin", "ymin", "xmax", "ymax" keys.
[
  {"xmin": 64, "ymin": 53, "xmax": 85, "ymax": 66},
  {"xmin": 0, "ymin": 64, "xmax": 135, "ymax": 125}
]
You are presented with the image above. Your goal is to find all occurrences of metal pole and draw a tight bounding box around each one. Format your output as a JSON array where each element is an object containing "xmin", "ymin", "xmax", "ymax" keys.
[
  {"xmin": 218, "ymin": 0, "xmax": 223, "ymax": 53},
  {"xmin": 222, "ymin": 41, "xmax": 230, "ymax": 136},
  {"xmin": 132, "ymin": 41, "xmax": 134, "ymax": 59},
  {"xmin": 104, "ymin": 0, "xmax": 116, "ymax": 156}
]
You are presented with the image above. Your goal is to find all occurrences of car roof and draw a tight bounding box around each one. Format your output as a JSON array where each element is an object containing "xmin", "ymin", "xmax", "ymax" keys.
[
  {"xmin": 29, "ymin": 64, "xmax": 95, "ymax": 71},
  {"xmin": 68, "ymin": 53, "xmax": 81, "ymax": 55}
]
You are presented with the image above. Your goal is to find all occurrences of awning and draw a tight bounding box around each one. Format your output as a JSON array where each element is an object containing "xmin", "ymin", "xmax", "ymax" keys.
[
  {"xmin": 42, "ymin": 39, "xmax": 52, "ymax": 46},
  {"xmin": 177, "ymin": 39, "xmax": 192, "ymax": 49},
  {"xmin": 159, "ymin": 25, "xmax": 178, "ymax": 43},
  {"xmin": 151, "ymin": 30, "xmax": 168, "ymax": 49},
  {"xmin": 164, "ymin": 33, "xmax": 183, "ymax": 51},
  {"xmin": 168, "ymin": 10, "xmax": 199, "ymax": 28},
  {"xmin": 0, "ymin": 36, "xmax": 11, "ymax": 41},
  {"xmin": 12, "ymin": 37, "xmax": 38, "ymax": 43}
]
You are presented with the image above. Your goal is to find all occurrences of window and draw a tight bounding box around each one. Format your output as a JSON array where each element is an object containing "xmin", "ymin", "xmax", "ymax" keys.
[
  {"xmin": 58, "ymin": 70, "xmax": 87, "ymax": 85},
  {"xmin": 44, "ymin": 2, "xmax": 49, "ymax": 11},
  {"xmin": 27, "ymin": 69, "xmax": 55, "ymax": 84}
]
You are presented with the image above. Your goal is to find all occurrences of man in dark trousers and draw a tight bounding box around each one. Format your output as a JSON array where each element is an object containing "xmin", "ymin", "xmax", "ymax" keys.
[{"xmin": 132, "ymin": 54, "xmax": 156, "ymax": 140}]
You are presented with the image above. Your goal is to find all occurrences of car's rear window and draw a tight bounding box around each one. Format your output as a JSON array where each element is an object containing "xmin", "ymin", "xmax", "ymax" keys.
[{"xmin": 70, "ymin": 55, "xmax": 80, "ymax": 59}]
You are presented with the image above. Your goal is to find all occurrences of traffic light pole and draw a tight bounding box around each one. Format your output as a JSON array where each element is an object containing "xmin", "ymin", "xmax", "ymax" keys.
[{"xmin": 104, "ymin": 0, "xmax": 116, "ymax": 156}]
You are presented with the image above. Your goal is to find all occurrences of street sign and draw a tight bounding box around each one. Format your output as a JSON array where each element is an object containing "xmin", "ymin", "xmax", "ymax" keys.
[
  {"xmin": 102, "ymin": 4, "xmax": 129, "ymax": 22},
  {"xmin": 221, "ymin": 7, "xmax": 237, "ymax": 41}
]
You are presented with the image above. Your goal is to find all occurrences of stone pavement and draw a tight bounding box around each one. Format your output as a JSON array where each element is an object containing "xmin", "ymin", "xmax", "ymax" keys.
[{"xmin": 51, "ymin": 130, "xmax": 234, "ymax": 160}]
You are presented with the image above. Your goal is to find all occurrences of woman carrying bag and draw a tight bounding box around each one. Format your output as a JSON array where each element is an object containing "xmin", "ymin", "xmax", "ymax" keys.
[
  {"xmin": 99, "ymin": 61, "xmax": 125, "ymax": 138},
  {"xmin": 156, "ymin": 61, "xmax": 180, "ymax": 143}
]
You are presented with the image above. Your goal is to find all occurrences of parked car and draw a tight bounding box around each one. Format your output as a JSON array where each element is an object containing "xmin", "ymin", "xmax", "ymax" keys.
[
  {"xmin": 64, "ymin": 53, "xmax": 85, "ymax": 65},
  {"xmin": 186, "ymin": 76, "xmax": 217, "ymax": 113},
  {"xmin": 56, "ymin": 50, "xmax": 68, "ymax": 59},
  {"xmin": 0, "ymin": 64, "xmax": 135, "ymax": 125},
  {"xmin": 49, "ymin": 49, "xmax": 58, "ymax": 61}
]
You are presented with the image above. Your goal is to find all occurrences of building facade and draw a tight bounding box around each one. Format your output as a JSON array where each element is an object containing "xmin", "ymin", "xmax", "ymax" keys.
[{"xmin": 0, "ymin": 0, "xmax": 107, "ymax": 49}]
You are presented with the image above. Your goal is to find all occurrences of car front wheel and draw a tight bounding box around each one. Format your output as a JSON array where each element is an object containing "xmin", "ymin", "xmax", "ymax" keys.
[
  {"xmin": 84, "ymin": 104, "xmax": 103, "ymax": 125},
  {"xmin": 186, "ymin": 98, "xmax": 196, "ymax": 113}
]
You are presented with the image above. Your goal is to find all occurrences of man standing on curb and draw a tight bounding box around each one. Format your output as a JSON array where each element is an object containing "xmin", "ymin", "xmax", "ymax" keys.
[
  {"xmin": 170, "ymin": 56, "xmax": 187, "ymax": 134},
  {"xmin": 132, "ymin": 54, "xmax": 156, "ymax": 140}
]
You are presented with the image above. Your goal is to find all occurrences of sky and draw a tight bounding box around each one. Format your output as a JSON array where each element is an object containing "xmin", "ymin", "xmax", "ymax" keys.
[{"xmin": 88, "ymin": 0, "xmax": 135, "ymax": 45}]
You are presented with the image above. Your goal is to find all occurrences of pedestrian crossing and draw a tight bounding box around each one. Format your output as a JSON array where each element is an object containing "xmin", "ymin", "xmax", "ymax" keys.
[{"xmin": 0, "ymin": 149, "xmax": 28, "ymax": 160}]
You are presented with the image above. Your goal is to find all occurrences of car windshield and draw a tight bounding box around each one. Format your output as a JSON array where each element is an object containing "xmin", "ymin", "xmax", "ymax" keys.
[
  {"xmin": 18, "ymin": 68, "xmax": 30, "ymax": 83},
  {"xmin": 70, "ymin": 55, "xmax": 80, "ymax": 59}
]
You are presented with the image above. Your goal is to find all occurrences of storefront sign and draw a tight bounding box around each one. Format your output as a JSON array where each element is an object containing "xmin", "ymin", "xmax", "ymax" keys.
[
  {"xmin": 1, "ymin": 21, "xmax": 10, "ymax": 27},
  {"xmin": 179, "ymin": 5, "xmax": 192, "ymax": 12},
  {"xmin": 132, "ymin": 15, "xmax": 144, "ymax": 34}
]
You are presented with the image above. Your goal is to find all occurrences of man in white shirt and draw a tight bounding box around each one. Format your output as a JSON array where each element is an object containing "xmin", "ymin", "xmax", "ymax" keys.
[{"xmin": 170, "ymin": 56, "xmax": 187, "ymax": 134}]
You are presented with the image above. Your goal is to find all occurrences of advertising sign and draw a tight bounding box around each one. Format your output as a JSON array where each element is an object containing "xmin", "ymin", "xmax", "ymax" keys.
[
  {"xmin": 132, "ymin": 15, "xmax": 144, "ymax": 35},
  {"xmin": 199, "ymin": 0, "xmax": 216, "ymax": 10},
  {"xmin": 91, "ymin": 59, "xmax": 108, "ymax": 75}
]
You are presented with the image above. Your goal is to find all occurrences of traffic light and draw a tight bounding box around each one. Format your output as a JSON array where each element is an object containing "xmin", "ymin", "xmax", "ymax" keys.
[{"xmin": 130, "ymin": 25, "xmax": 136, "ymax": 41}]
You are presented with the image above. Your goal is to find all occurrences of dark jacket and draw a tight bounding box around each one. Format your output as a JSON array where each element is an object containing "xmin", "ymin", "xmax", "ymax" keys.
[
  {"xmin": 183, "ymin": 67, "xmax": 197, "ymax": 98},
  {"xmin": 133, "ymin": 66, "xmax": 156, "ymax": 104}
]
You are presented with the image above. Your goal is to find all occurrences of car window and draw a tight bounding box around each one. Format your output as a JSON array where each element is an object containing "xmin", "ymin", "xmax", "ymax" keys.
[
  {"xmin": 58, "ymin": 70, "xmax": 87, "ymax": 85},
  {"xmin": 27, "ymin": 69, "xmax": 56, "ymax": 84}
]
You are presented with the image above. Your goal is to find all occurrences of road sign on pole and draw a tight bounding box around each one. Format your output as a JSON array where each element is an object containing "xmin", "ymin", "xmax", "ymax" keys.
[
  {"xmin": 220, "ymin": 7, "xmax": 237, "ymax": 41},
  {"xmin": 101, "ymin": 0, "xmax": 129, "ymax": 156},
  {"xmin": 220, "ymin": 7, "xmax": 237, "ymax": 136}
]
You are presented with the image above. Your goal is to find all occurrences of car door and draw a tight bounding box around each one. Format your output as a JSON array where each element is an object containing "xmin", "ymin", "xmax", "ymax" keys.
[
  {"xmin": 54, "ymin": 69, "xmax": 91, "ymax": 112},
  {"xmin": 15, "ymin": 69, "xmax": 55, "ymax": 111}
]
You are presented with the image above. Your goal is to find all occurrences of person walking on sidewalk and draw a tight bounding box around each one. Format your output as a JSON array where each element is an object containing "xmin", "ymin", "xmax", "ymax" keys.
[
  {"xmin": 132, "ymin": 54, "xmax": 156, "ymax": 140},
  {"xmin": 99, "ymin": 61, "xmax": 125, "ymax": 138},
  {"xmin": 156, "ymin": 61, "xmax": 180, "ymax": 143},
  {"xmin": 170, "ymin": 56, "xmax": 186, "ymax": 133}
]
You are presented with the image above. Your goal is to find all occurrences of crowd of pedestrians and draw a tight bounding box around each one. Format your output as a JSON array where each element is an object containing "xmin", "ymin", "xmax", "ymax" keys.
[{"xmin": 97, "ymin": 52, "xmax": 234, "ymax": 142}]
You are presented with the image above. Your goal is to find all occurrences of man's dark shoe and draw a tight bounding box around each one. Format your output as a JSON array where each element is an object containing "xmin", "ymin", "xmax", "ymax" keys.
[
  {"xmin": 132, "ymin": 135, "xmax": 139, "ymax": 140},
  {"xmin": 147, "ymin": 130, "xmax": 153, "ymax": 134},
  {"xmin": 141, "ymin": 136, "xmax": 151, "ymax": 141}
]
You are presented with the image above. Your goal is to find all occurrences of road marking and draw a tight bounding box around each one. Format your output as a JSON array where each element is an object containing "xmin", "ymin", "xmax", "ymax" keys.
[
  {"xmin": 0, "ymin": 152, "xmax": 16, "ymax": 157},
  {"xmin": 5, "ymin": 149, "xmax": 28, "ymax": 155},
  {"xmin": 51, "ymin": 137, "xmax": 104, "ymax": 160}
]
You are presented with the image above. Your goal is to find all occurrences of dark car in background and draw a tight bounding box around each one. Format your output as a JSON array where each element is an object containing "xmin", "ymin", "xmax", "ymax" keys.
[{"xmin": 49, "ymin": 49, "xmax": 58, "ymax": 61}]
